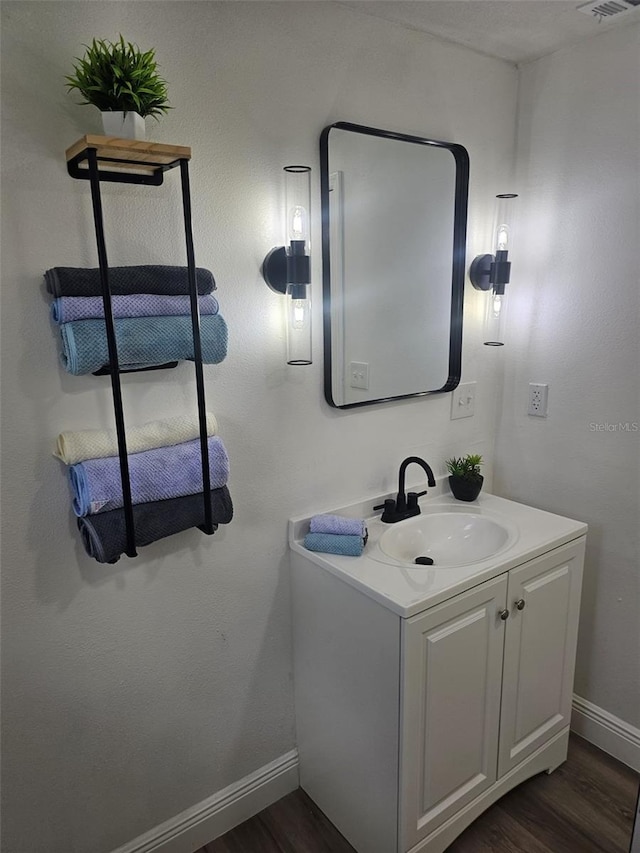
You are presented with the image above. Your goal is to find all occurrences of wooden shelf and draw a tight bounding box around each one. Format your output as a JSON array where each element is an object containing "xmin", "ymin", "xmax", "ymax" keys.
[{"xmin": 66, "ymin": 135, "xmax": 191, "ymax": 185}]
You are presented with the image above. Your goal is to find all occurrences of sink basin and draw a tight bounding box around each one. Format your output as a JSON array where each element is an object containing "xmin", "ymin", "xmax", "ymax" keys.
[{"xmin": 378, "ymin": 505, "xmax": 518, "ymax": 567}]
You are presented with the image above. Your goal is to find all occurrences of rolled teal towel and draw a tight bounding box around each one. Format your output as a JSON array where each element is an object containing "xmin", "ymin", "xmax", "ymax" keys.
[
  {"xmin": 309, "ymin": 514, "xmax": 367, "ymax": 537},
  {"xmin": 303, "ymin": 533, "xmax": 364, "ymax": 557},
  {"xmin": 59, "ymin": 314, "xmax": 228, "ymax": 374}
]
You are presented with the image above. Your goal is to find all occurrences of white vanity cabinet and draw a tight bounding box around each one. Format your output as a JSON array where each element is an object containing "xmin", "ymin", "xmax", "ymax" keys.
[
  {"xmin": 400, "ymin": 540, "xmax": 585, "ymax": 852},
  {"xmin": 291, "ymin": 506, "xmax": 586, "ymax": 853}
]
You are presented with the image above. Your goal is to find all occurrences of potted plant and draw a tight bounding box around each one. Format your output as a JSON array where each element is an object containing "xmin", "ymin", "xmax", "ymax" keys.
[
  {"xmin": 66, "ymin": 35, "xmax": 170, "ymax": 140},
  {"xmin": 445, "ymin": 454, "xmax": 484, "ymax": 502}
]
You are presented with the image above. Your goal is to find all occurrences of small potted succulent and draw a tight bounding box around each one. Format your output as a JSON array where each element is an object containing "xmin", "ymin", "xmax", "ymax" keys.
[
  {"xmin": 445, "ymin": 454, "xmax": 484, "ymax": 502},
  {"xmin": 66, "ymin": 35, "xmax": 171, "ymax": 139}
]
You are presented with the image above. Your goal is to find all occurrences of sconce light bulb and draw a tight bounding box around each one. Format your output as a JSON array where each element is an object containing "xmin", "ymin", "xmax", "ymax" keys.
[
  {"xmin": 286, "ymin": 288, "xmax": 312, "ymax": 365},
  {"xmin": 289, "ymin": 205, "xmax": 309, "ymax": 242},
  {"xmin": 491, "ymin": 293, "xmax": 503, "ymax": 319},
  {"xmin": 291, "ymin": 298, "xmax": 308, "ymax": 330},
  {"xmin": 496, "ymin": 225, "xmax": 509, "ymax": 252}
]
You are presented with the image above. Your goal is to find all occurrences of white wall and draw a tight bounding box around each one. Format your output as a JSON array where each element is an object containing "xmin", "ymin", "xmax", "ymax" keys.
[
  {"xmin": 495, "ymin": 23, "xmax": 640, "ymax": 728},
  {"xmin": 0, "ymin": 3, "xmax": 517, "ymax": 851}
]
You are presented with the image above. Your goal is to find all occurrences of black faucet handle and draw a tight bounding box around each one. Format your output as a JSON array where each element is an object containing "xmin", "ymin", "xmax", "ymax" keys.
[
  {"xmin": 407, "ymin": 490, "xmax": 427, "ymax": 509},
  {"xmin": 374, "ymin": 499, "xmax": 398, "ymax": 523}
]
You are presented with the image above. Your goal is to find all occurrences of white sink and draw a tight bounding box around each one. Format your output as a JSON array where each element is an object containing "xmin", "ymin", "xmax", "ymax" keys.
[
  {"xmin": 378, "ymin": 504, "xmax": 518, "ymax": 567},
  {"xmin": 290, "ymin": 492, "xmax": 587, "ymax": 617}
]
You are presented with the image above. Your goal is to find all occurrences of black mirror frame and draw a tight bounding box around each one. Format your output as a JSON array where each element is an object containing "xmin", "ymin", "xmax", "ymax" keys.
[{"xmin": 320, "ymin": 121, "xmax": 470, "ymax": 409}]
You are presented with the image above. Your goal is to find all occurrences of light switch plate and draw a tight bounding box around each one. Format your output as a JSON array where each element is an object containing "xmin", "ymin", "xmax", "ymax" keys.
[
  {"xmin": 349, "ymin": 361, "xmax": 369, "ymax": 390},
  {"xmin": 451, "ymin": 382, "xmax": 476, "ymax": 420}
]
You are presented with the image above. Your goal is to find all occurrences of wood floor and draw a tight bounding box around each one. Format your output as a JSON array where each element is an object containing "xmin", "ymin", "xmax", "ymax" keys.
[{"xmin": 201, "ymin": 735, "xmax": 638, "ymax": 853}]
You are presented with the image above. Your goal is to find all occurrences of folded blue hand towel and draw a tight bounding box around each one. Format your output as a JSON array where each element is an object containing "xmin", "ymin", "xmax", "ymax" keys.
[
  {"xmin": 59, "ymin": 314, "xmax": 228, "ymax": 375},
  {"xmin": 51, "ymin": 294, "xmax": 219, "ymax": 324},
  {"xmin": 69, "ymin": 436, "xmax": 229, "ymax": 516},
  {"xmin": 309, "ymin": 514, "xmax": 367, "ymax": 537},
  {"xmin": 45, "ymin": 266, "xmax": 216, "ymax": 297},
  {"xmin": 303, "ymin": 533, "xmax": 364, "ymax": 557}
]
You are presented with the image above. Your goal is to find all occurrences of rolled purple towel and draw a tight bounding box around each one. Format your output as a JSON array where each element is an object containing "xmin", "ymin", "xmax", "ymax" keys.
[
  {"xmin": 69, "ymin": 436, "xmax": 229, "ymax": 516},
  {"xmin": 51, "ymin": 294, "xmax": 219, "ymax": 324},
  {"xmin": 309, "ymin": 514, "xmax": 367, "ymax": 537},
  {"xmin": 304, "ymin": 533, "xmax": 364, "ymax": 557}
]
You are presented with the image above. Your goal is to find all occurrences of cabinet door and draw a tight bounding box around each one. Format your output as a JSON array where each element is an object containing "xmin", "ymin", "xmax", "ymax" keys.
[
  {"xmin": 498, "ymin": 538, "xmax": 585, "ymax": 777},
  {"xmin": 400, "ymin": 575, "xmax": 508, "ymax": 850}
]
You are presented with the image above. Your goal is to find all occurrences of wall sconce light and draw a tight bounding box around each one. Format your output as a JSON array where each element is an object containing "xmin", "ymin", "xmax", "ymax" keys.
[
  {"xmin": 470, "ymin": 193, "xmax": 518, "ymax": 346},
  {"xmin": 262, "ymin": 165, "xmax": 312, "ymax": 365}
]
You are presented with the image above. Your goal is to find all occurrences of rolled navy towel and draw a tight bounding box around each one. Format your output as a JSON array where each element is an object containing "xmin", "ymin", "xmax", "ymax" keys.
[
  {"xmin": 78, "ymin": 485, "xmax": 233, "ymax": 564},
  {"xmin": 51, "ymin": 293, "xmax": 219, "ymax": 324},
  {"xmin": 69, "ymin": 435, "xmax": 229, "ymax": 516},
  {"xmin": 309, "ymin": 514, "xmax": 367, "ymax": 538},
  {"xmin": 303, "ymin": 533, "xmax": 365, "ymax": 557},
  {"xmin": 59, "ymin": 313, "xmax": 228, "ymax": 375},
  {"xmin": 45, "ymin": 265, "xmax": 216, "ymax": 297}
]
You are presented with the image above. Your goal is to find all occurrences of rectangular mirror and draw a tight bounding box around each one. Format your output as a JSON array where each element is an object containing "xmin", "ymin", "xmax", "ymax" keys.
[{"xmin": 320, "ymin": 122, "xmax": 469, "ymax": 408}]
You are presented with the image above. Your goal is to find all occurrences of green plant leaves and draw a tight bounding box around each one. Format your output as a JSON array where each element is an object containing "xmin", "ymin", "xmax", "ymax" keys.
[
  {"xmin": 65, "ymin": 35, "xmax": 171, "ymax": 118},
  {"xmin": 445, "ymin": 454, "xmax": 483, "ymax": 481}
]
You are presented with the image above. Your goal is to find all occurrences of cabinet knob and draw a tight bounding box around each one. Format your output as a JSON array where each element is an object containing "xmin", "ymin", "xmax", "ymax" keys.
[
  {"xmin": 499, "ymin": 608, "xmax": 510, "ymax": 621},
  {"xmin": 515, "ymin": 598, "xmax": 526, "ymax": 611}
]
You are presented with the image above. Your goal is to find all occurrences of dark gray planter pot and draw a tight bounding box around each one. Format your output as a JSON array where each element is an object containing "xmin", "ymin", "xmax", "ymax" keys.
[{"xmin": 448, "ymin": 474, "xmax": 483, "ymax": 502}]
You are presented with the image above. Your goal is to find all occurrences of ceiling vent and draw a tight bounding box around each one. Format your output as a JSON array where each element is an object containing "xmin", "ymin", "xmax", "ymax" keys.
[{"xmin": 577, "ymin": 0, "xmax": 640, "ymax": 22}]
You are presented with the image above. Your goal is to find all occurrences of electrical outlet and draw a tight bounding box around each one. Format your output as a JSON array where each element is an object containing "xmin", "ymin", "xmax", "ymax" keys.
[
  {"xmin": 451, "ymin": 382, "xmax": 476, "ymax": 420},
  {"xmin": 349, "ymin": 361, "xmax": 369, "ymax": 390},
  {"xmin": 528, "ymin": 383, "xmax": 549, "ymax": 417}
]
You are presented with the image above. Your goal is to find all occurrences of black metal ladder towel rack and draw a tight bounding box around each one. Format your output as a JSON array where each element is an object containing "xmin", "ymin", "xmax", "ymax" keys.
[{"xmin": 66, "ymin": 135, "xmax": 215, "ymax": 558}]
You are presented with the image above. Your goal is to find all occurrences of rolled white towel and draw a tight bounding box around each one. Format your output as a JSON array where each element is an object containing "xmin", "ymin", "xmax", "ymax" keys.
[{"xmin": 54, "ymin": 413, "xmax": 218, "ymax": 465}]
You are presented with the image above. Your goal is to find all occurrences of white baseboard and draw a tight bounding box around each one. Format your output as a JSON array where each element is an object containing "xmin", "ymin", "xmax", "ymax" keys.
[
  {"xmin": 111, "ymin": 749, "xmax": 299, "ymax": 853},
  {"xmin": 572, "ymin": 694, "xmax": 640, "ymax": 772},
  {"xmin": 107, "ymin": 699, "xmax": 636, "ymax": 853}
]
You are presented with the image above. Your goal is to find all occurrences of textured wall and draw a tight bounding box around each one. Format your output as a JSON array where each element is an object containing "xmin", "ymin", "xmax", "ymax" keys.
[
  {"xmin": 0, "ymin": 3, "xmax": 517, "ymax": 851},
  {"xmin": 495, "ymin": 23, "xmax": 640, "ymax": 727}
]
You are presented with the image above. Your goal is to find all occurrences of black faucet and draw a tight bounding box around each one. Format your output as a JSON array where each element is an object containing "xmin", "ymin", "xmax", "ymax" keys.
[{"xmin": 374, "ymin": 456, "xmax": 437, "ymax": 524}]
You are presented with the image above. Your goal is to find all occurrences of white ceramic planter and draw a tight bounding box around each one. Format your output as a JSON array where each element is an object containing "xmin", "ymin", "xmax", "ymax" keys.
[{"xmin": 101, "ymin": 111, "xmax": 145, "ymax": 140}]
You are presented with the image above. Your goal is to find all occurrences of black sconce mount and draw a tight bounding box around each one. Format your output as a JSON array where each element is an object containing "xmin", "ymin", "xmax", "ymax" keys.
[
  {"xmin": 262, "ymin": 241, "xmax": 310, "ymax": 297},
  {"xmin": 469, "ymin": 250, "xmax": 511, "ymax": 292}
]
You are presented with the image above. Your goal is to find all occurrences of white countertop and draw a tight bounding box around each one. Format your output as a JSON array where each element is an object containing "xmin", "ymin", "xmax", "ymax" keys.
[{"xmin": 289, "ymin": 490, "xmax": 587, "ymax": 618}]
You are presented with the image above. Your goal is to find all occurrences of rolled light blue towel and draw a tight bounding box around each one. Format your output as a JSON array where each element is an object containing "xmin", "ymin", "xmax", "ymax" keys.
[
  {"xmin": 309, "ymin": 514, "xmax": 367, "ymax": 537},
  {"xmin": 303, "ymin": 533, "xmax": 365, "ymax": 557},
  {"xmin": 59, "ymin": 314, "xmax": 228, "ymax": 375},
  {"xmin": 69, "ymin": 436, "xmax": 229, "ymax": 516},
  {"xmin": 51, "ymin": 294, "xmax": 219, "ymax": 324}
]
